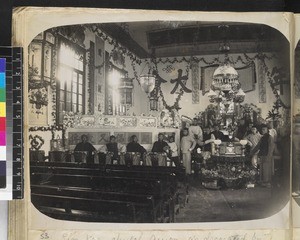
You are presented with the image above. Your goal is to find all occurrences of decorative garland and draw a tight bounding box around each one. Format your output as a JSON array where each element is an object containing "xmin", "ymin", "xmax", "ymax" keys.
[
  {"xmin": 131, "ymin": 58, "xmax": 192, "ymax": 111},
  {"xmin": 88, "ymin": 25, "xmax": 142, "ymax": 65},
  {"xmin": 154, "ymin": 53, "xmax": 277, "ymax": 65},
  {"xmin": 50, "ymin": 40, "xmax": 58, "ymax": 124}
]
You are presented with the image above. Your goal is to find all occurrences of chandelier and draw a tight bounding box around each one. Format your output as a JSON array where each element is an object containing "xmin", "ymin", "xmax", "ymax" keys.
[
  {"xmin": 208, "ymin": 63, "xmax": 245, "ymax": 105},
  {"xmin": 207, "ymin": 25, "xmax": 245, "ymax": 116}
]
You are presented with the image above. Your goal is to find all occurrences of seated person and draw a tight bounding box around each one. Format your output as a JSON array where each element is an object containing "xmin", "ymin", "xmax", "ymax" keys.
[
  {"xmin": 99, "ymin": 135, "xmax": 126, "ymax": 160},
  {"xmin": 148, "ymin": 133, "xmax": 169, "ymax": 166},
  {"xmin": 168, "ymin": 135, "xmax": 180, "ymax": 167},
  {"xmin": 74, "ymin": 134, "xmax": 96, "ymax": 164},
  {"xmin": 211, "ymin": 124, "xmax": 225, "ymax": 141},
  {"xmin": 126, "ymin": 135, "xmax": 147, "ymax": 155},
  {"xmin": 152, "ymin": 133, "xmax": 169, "ymax": 153}
]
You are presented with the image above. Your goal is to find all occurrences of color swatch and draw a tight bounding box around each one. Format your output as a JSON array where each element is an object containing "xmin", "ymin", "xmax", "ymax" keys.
[{"xmin": 0, "ymin": 58, "xmax": 6, "ymax": 188}]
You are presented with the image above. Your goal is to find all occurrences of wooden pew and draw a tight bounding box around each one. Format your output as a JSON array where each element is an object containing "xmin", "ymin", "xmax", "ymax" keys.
[
  {"xmin": 31, "ymin": 184, "xmax": 162, "ymax": 223},
  {"xmin": 30, "ymin": 162, "xmax": 182, "ymax": 222}
]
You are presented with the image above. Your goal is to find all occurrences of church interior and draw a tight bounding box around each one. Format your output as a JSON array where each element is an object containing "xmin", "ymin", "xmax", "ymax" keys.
[{"xmin": 28, "ymin": 21, "xmax": 291, "ymax": 223}]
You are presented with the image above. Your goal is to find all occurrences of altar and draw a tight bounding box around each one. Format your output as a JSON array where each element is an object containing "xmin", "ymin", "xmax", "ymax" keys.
[{"xmin": 200, "ymin": 141, "xmax": 257, "ymax": 189}]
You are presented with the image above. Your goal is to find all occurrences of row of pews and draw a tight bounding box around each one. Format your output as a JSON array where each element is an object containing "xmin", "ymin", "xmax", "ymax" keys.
[{"xmin": 30, "ymin": 161, "xmax": 187, "ymax": 223}]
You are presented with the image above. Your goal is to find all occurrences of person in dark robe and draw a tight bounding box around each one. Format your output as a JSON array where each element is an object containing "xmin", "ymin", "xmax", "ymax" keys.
[
  {"xmin": 251, "ymin": 124, "xmax": 275, "ymax": 187},
  {"xmin": 235, "ymin": 118, "xmax": 247, "ymax": 140},
  {"xmin": 245, "ymin": 122, "xmax": 254, "ymax": 136},
  {"xmin": 152, "ymin": 133, "xmax": 169, "ymax": 153},
  {"xmin": 105, "ymin": 135, "xmax": 125, "ymax": 160},
  {"xmin": 74, "ymin": 134, "xmax": 96, "ymax": 164},
  {"xmin": 211, "ymin": 124, "xmax": 225, "ymax": 141},
  {"xmin": 201, "ymin": 126, "xmax": 216, "ymax": 152},
  {"xmin": 126, "ymin": 135, "xmax": 147, "ymax": 155}
]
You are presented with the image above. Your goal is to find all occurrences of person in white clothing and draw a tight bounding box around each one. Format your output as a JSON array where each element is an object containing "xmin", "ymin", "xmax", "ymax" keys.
[
  {"xmin": 189, "ymin": 118, "xmax": 203, "ymax": 142},
  {"xmin": 181, "ymin": 128, "xmax": 196, "ymax": 175},
  {"xmin": 168, "ymin": 135, "xmax": 180, "ymax": 167}
]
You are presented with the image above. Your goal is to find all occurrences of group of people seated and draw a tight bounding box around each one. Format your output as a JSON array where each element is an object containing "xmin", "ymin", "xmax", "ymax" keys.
[{"xmin": 73, "ymin": 118, "xmax": 277, "ymax": 186}]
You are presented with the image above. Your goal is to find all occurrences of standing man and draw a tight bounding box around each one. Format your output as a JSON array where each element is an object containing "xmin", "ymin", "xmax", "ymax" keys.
[
  {"xmin": 181, "ymin": 128, "xmax": 196, "ymax": 175},
  {"xmin": 251, "ymin": 124, "xmax": 275, "ymax": 187},
  {"xmin": 74, "ymin": 134, "xmax": 97, "ymax": 164},
  {"xmin": 245, "ymin": 125, "xmax": 262, "ymax": 168},
  {"xmin": 189, "ymin": 118, "xmax": 203, "ymax": 142}
]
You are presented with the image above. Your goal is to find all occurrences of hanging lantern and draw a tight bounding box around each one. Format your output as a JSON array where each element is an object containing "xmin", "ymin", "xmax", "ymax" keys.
[
  {"xmin": 139, "ymin": 74, "xmax": 156, "ymax": 93},
  {"xmin": 149, "ymin": 96, "xmax": 159, "ymax": 111}
]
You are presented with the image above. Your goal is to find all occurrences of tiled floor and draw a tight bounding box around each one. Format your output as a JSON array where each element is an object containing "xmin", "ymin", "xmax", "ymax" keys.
[{"xmin": 175, "ymin": 179, "xmax": 289, "ymax": 222}]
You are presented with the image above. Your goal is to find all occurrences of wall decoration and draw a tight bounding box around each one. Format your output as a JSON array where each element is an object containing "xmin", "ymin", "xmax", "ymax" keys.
[
  {"xmin": 51, "ymin": 26, "xmax": 86, "ymax": 47},
  {"xmin": 105, "ymin": 51, "xmax": 113, "ymax": 115},
  {"xmin": 140, "ymin": 132, "xmax": 152, "ymax": 144},
  {"xmin": 28, "ymin": 87, "xmax": 48, "ymax": 115},
  {"xmin": 29, "ymin": 135, "xmax": 45, "ymax": 151},
  {"xmin": 170, "ymin": 69, "xmax": 192, "ymax": 94},
  {"xmin": 162, "ymin": 65, "xmax": 175, "ymax": 73},
  {"xmin": 88, "ymin": 25, "xmax": 141, "ymax": 65},
  {"xmin": 119, "ymin": 116, "xmax": 137, "ymax": 127},
  {"xmin": 97, "ymin": 116, "xmax": 118, "ymax": 127},
  {"xmin": 68, "ymin": 132, "xmax": 110, "ymax": 146},
  {"xmin": 159, "ymin": 109, "xmax": 181, "ymax": 129},
  {"xmin": 95, "ymin": 36, "xmax": 105, "ymax": 114},
  {"xmin": 201, "ymin": 62, "xmax": 256, "ymax": 96},
  {"xmin": 191, "ymin": 61, "xmax": 200, "ymax": 104},
  {"xmin": 257, "ymin": 59, "xmax": 267, "ymax": 103},
  {"xmin": 138, "ymin": 117, "xmax": 157, "ymax": 128},
  {"xmin": 110, "ymin": 47, "xmax": 126, "ymax": 68},
  {"xmin": 114, "ymin": 132, "xmax": 127, "ymax": 144},
  {"xmin": 87, "ymin": 41, "xmax": 95, "ymax": 114},
  {"xmin": 97, "ymin": 132, "xmax": 111, "ymax": 145}
]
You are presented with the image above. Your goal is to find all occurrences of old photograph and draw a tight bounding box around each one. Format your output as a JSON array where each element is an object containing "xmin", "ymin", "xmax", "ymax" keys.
[
  {"xmin": 27, "ymin": 20, "xmax": 291, "ymax": 223},
  {"xmin": 293, "ymin": 40, "xmax": 300, "ymax": 205}
]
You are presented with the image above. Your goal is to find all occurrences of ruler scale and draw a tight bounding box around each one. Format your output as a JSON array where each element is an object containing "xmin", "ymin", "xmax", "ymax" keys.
[
  {"xmin": 0, "ymin": 47, "xmax": 23, "ymax": 200},
  {"xmin": 12, "ymin": 48, "xmax": 23, "ymax": 199}
]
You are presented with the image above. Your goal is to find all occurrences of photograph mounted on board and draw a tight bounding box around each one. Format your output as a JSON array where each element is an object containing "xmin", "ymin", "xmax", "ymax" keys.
[{"xmin": 27, "ymin": 19, "xmax": 291, "ymax": 224}]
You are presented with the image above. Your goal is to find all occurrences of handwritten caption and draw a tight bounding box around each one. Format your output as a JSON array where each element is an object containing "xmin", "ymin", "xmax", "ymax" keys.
[{"xmin": 38, "ymin": 231, "xmax": 268, "ymax": 240}]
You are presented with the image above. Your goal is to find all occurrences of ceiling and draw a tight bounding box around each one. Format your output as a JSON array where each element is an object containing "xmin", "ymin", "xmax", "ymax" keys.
[{"xmin": 96, "ymin": 21, "xmax": 288, "ymax": 59}]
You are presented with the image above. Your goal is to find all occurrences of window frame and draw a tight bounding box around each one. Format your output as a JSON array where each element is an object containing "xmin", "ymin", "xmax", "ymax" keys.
[{"xmin": 56, "ymin": 36, "xmax": 86, "ymax": 124}]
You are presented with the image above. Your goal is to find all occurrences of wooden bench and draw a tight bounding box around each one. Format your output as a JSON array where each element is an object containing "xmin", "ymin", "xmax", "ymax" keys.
[
  {"xmin": 30, "ymin": 162, "xmax": 184, "ymax": 222},
  {"xmin": 31, "ymin": 184, "xmax": 164, "ymax": 223}
]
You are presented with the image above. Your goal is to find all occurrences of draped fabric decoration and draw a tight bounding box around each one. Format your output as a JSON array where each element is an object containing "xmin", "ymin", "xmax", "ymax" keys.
[
  {"xmin": 257, "ymin": 59, "xmax": 267, "ymax": 103},
  {"xmin": 191, "ymin": 61, "xmax": 200, "ymax": 104}
]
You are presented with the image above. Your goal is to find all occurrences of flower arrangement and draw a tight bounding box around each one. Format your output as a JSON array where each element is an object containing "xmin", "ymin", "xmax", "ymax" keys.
[
  {"xmin": 201, "ymin": 163, "xmax": 257, "ymax": 183},
  {"xmin": 29, "ymin": 87, "xmax": 48, "ymax": 114}
]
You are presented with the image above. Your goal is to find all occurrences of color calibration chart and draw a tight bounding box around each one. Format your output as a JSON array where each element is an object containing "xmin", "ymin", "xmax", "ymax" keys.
[{"xmin": 0, "ymin": 47, "xmax": 23, "ymax": 200}]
